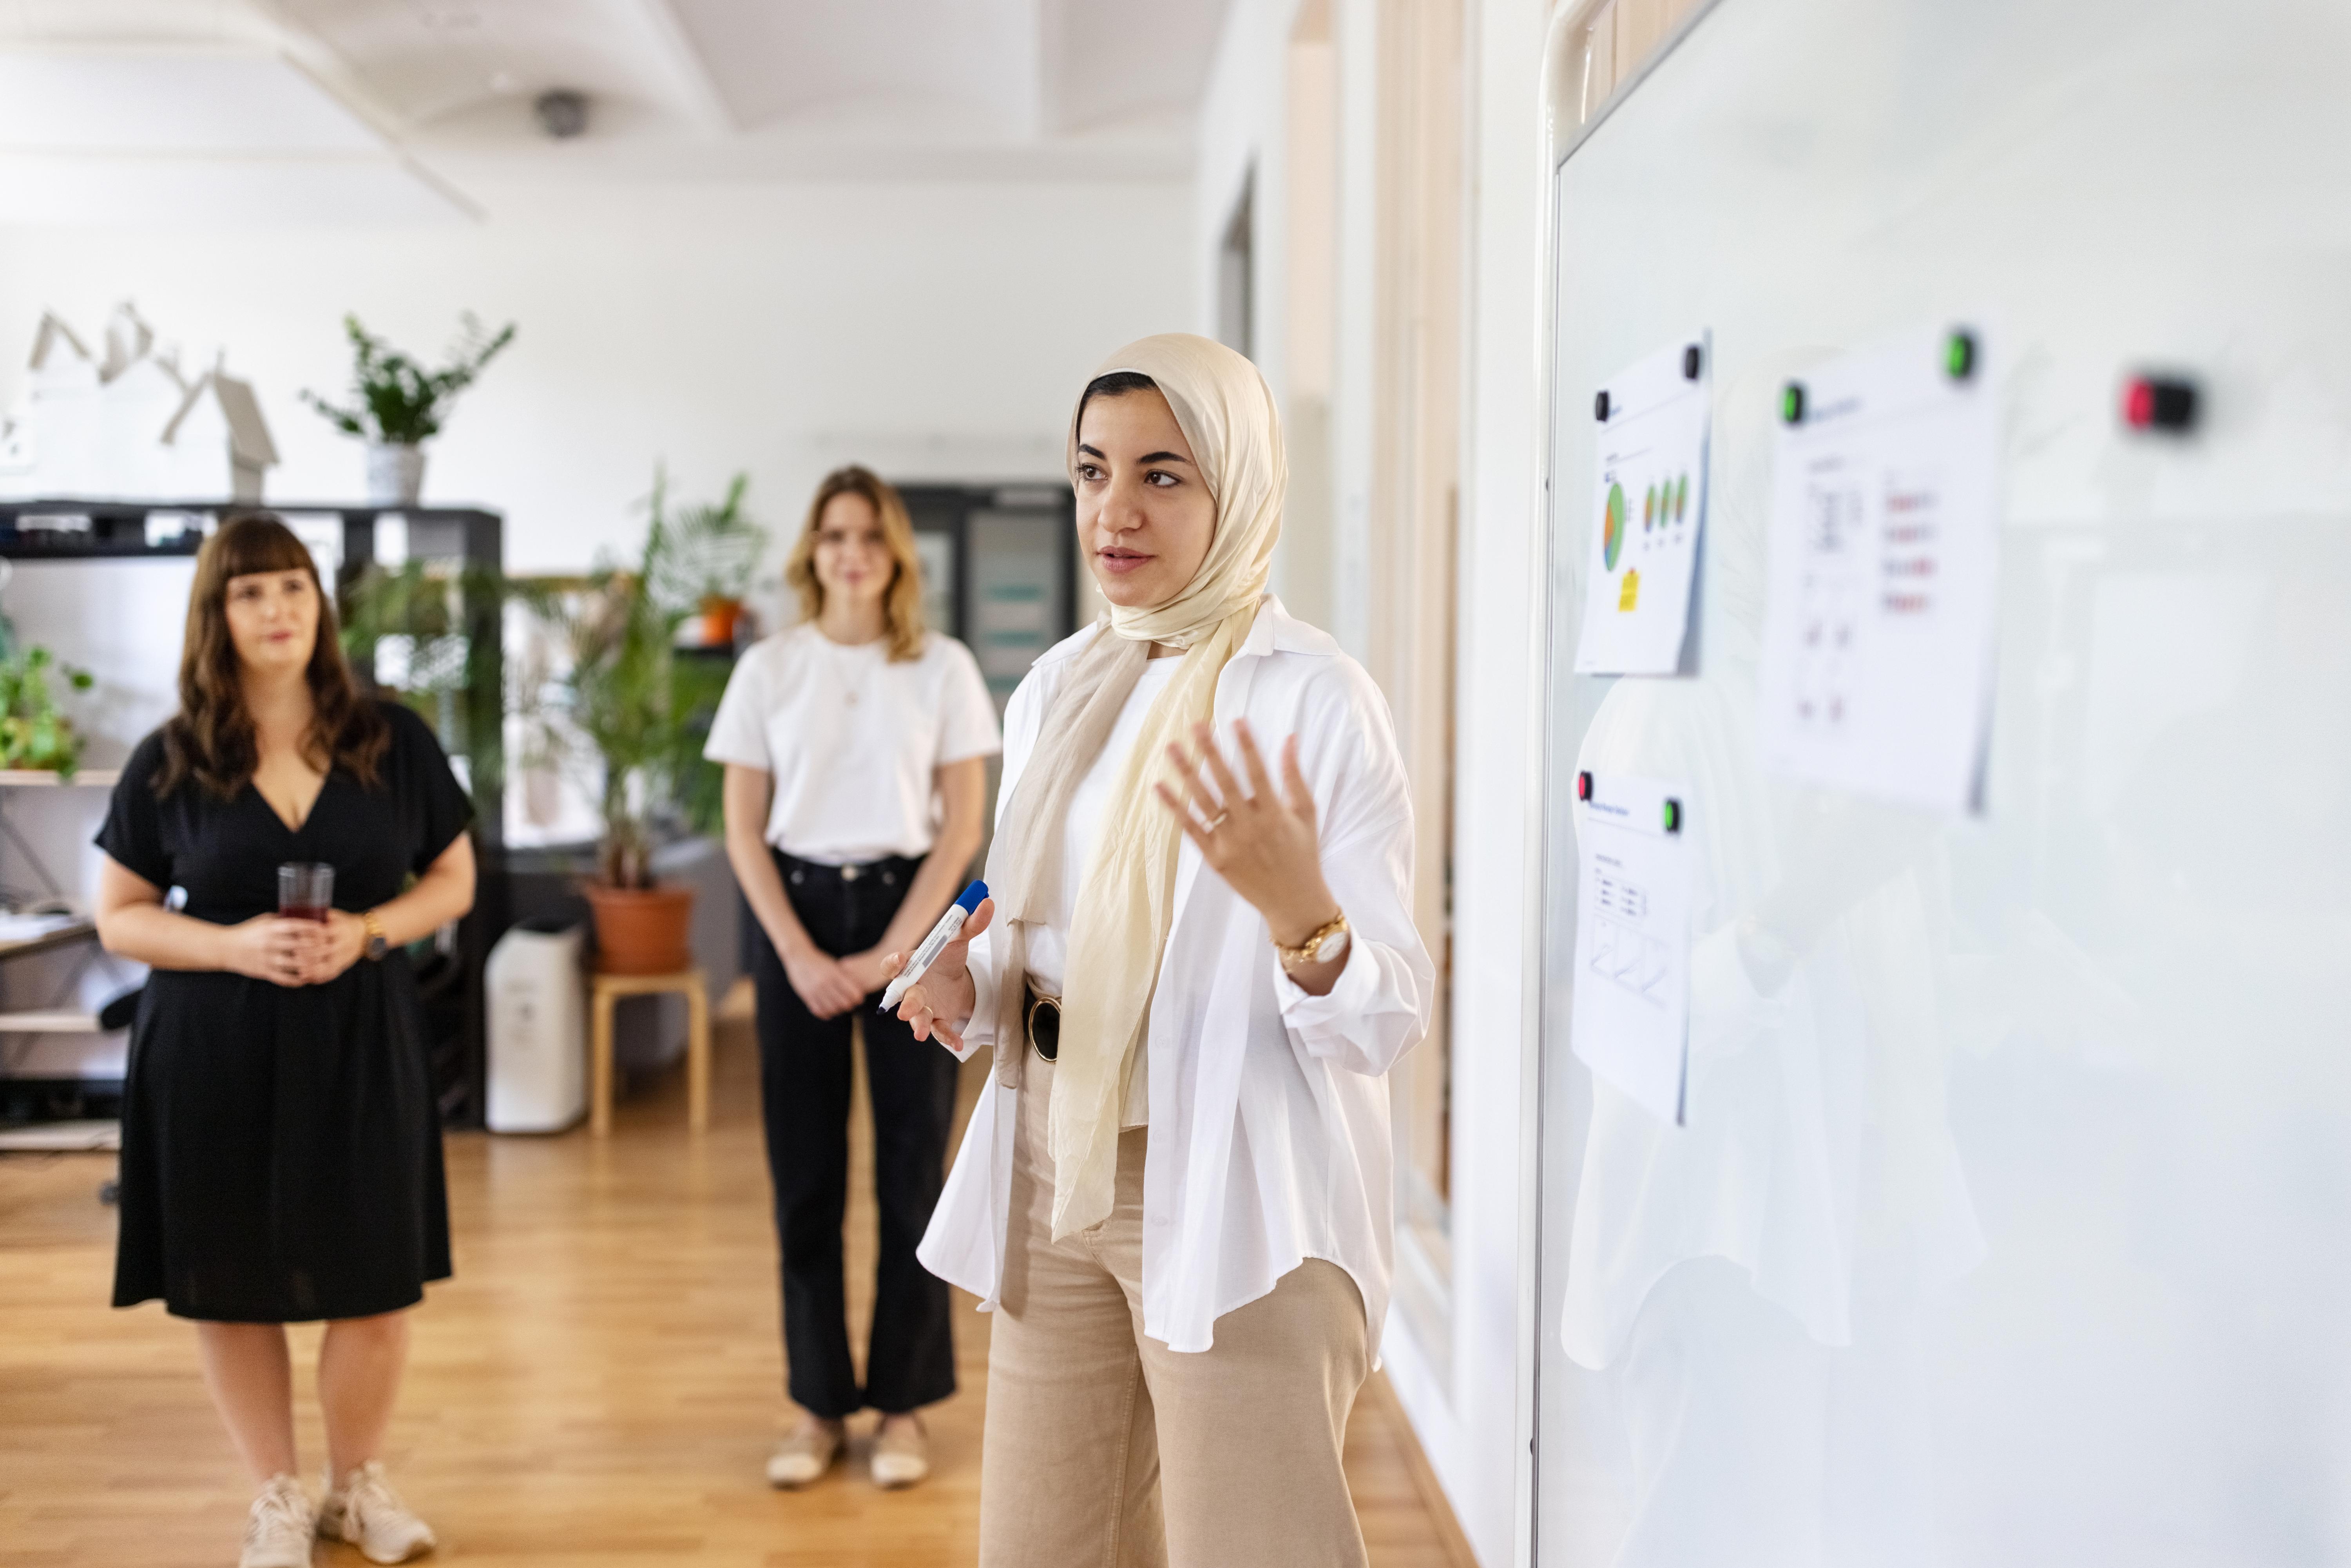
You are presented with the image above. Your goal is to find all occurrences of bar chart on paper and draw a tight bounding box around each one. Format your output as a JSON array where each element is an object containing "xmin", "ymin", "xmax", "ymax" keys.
[{"xmin": 1575, "ymin": 336, "xmax": 1710, "ymax": 675}]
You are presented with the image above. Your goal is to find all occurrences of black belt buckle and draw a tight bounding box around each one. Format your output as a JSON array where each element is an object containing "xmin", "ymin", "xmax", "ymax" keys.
[{"xmin": 1026, "ymin": 993, "xmax": 1061, "ymax": 1063}]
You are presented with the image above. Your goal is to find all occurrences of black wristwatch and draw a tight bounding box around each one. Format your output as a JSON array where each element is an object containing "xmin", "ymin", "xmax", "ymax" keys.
[{"xmin": 362, "ymin": 908, "xmax": 389, "ymax": 961}]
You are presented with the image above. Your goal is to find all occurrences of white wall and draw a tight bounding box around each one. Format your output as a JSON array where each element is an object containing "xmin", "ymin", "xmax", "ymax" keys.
[
  {"xmin": 0, "ymin": 178, "xmax": 1193, "ymax": 582},
  {"xmin": 1194, "ymin": 0, "xmax": 1301, "ymax": 603},
  {"xmin": 0, "ymin": 175, "xmax": 1191, "ymax": 1082},
  {"xmin": 1193, "ymin": 0, "xmax": 1559, "ymax": 1561}
]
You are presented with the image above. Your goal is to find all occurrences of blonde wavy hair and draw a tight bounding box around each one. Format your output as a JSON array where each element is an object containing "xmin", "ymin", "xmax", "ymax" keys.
[{"xmin": 784, "ymin": 465, "xmax": 927, "ymax": 662}]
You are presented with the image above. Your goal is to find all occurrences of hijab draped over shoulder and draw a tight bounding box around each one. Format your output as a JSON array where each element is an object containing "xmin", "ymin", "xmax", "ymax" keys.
[{"xmin": 980, "ymin": 332, "xmax": 1286, "ymax": 1241}]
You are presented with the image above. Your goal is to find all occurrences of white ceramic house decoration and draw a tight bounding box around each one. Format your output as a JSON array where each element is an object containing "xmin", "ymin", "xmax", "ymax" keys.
[{"xmin": 0, "ymin": 302, "xmax": 278, "ymax": 504}]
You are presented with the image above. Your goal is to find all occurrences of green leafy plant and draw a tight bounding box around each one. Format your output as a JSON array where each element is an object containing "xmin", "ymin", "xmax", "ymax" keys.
[
  {"xmin": 301, "ymin": 312, "xmax": 517, "ymax": 446},
  {"xmin": 341, "ymin": 468, "xmax": 765, "ymax": 887},
  {"xmin": 0, "ymin": 646, "xmax": 95, "ymax": 777},
  {"xmin": 525, "ymin": 469, "xmax": 764, "ymax": 886},
  {"xmin": 648, "ymin": 473, "xmax": 764, "ymax": 610}
]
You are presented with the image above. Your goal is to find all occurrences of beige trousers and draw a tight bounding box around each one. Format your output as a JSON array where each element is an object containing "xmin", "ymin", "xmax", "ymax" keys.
[{"xmin": 976, "ymin": 1056, "xmax": 1372, "ymax": 1568}]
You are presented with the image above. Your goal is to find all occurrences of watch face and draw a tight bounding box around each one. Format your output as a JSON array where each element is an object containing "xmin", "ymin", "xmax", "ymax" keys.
[{"xmin": 1313, "ymin": 928, "xmax": 1350, "ymax": 963}]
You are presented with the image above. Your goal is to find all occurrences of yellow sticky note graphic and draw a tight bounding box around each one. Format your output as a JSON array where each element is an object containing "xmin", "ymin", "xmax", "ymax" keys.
[{"xmin": 1617, "ymin": 569, "xmax": 1640, "ymax": 612}]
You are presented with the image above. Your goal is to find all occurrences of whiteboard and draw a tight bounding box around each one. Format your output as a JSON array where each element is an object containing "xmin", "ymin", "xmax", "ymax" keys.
[{"xmin": 1532, "ymin": 0, "xmax": 2351, "ymax": 1563}]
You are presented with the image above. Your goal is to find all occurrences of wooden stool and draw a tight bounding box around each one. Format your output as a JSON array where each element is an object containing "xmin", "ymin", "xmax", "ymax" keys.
[{"xmin": 588, "ymin": 968, "xmax": 710, "ymax": 1139}]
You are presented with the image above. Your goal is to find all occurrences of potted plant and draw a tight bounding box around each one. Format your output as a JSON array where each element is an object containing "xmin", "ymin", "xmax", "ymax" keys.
[
  {"xmin": 539, "ymin": 471, "xmax": 764, "ymax": 970},
  {"xmin": 655, "ymin": 474, "xmax": 762, "ymax": 648},
  {"xmin": 0, "ymin": 642, "xmax": 94, "ymax": 777},
  {"xmin": 301, "ymin": 312, "xmax": 516, "ymax": 505},
  {"xmin": 341, "ymin": 469, "xmax": 763, "ymax": 971}
]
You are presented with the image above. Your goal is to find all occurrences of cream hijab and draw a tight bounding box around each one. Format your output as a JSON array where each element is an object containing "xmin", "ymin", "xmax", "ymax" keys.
[{"xmin": 981, "ymin": 333, "xmax": 1286, "ymax": 1241}]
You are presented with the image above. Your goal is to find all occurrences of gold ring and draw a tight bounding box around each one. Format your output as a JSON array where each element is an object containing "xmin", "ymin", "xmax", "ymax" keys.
[{"xmin": 1203, "ymin": 811, "xmax": 1229, "ymax": 832}]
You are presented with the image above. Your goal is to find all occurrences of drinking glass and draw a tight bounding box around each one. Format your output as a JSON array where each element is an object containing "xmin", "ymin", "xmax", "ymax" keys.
[{"xmin": 277, "ymin": 862, "xmax": 335, "ymax": 923}]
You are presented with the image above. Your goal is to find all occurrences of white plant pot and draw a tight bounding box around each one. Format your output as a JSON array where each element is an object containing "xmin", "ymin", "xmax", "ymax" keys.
[{"xmin": 365, "ymin": 442, "xmax": 427, "ymax": 505}]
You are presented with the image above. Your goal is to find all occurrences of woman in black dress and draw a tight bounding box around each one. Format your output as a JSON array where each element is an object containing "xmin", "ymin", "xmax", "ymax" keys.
[{"xmin": 93, "ymin": 513, "xmax": 475, "ymax": 1568}]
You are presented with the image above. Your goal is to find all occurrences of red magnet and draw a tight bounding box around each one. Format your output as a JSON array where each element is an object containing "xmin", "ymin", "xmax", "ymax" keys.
[
  {"xmin": 1577, "ymin": 771, "xmax": 1594, "ymax": 801},
  {"xmin": 2123, "ymin": 375, "xmax": 2197, "ymax": 433}
]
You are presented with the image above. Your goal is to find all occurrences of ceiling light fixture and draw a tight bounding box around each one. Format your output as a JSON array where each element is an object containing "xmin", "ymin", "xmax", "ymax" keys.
[{"xmin": 534, "ymin": 89, "xmax": 588, "ymax": 139}]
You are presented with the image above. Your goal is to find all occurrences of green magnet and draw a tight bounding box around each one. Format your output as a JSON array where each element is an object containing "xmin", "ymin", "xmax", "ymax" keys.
[{"xmin": 1945, "ymin": 330, "xmax": 1977, "ymax": 381}]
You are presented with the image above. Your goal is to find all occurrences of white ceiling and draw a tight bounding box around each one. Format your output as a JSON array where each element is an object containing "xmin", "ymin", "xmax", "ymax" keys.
[{"xmin": 0, "ymin": 0, "xmax": 1230, "ymax": 223}]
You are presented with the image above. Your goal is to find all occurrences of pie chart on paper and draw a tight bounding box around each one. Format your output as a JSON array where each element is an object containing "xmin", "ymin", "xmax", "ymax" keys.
[{"xmin": 1603, "ymin": 482, "xmax": 1627, "ymax": 570}]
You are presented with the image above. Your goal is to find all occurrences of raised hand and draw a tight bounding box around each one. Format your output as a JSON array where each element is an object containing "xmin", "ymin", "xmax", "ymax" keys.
[{"xmin": 1154, "ymin": 720, "xmax": 1340, "ymax": 950}]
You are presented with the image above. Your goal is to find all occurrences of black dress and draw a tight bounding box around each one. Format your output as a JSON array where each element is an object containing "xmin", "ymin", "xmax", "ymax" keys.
[{"xmin": 98, "ymin": 701, "xmax": 474, "ymax": 1323}]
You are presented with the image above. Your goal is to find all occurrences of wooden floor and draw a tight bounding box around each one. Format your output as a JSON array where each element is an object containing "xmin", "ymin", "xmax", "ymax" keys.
[{"xmin": 0, "ymin": 992, "xmax": 1473, "ymax": 1566}]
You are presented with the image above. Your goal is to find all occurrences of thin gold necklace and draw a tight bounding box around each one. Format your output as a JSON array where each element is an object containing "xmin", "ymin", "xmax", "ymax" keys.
[{"xmin": 828, "ymin": 635, "xmax": 872, "ymax": 707}]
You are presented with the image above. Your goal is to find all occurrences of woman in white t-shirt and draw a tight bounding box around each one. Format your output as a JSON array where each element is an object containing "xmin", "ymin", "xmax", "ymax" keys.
[{"xmin": 703, "ymin": 465, "xmax": 1000, "ymax": 1492}]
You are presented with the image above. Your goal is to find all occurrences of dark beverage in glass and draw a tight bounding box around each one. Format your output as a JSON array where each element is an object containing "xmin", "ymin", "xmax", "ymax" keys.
[{"xmin": 278, "ymin": 862, "xmax": 334, "ymax": 923}]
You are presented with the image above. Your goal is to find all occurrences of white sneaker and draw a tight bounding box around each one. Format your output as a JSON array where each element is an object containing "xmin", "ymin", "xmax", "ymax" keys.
[
  {"xmin": 318, "ymin": 1461, "xmax": 437, "ymax": 1563},
  {"xmin": 239, "ymin": 1474, "xmax": 315, "ymax": 1568},
  {"xmin": 870, "ymin": 1417, "xmax": 930, "ymax": 1489},
  {"xmin": 765, "ymin": 1419, "xmax": 844, "ymax": 1488}
]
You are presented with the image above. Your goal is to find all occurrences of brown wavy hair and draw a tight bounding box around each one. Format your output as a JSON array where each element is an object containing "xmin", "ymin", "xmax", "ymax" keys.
[
  {"xmin": 783, "ymin": 465, "xmax": 928, "ymax": 662},
  {"xmin": 157, "ymin": 512, "xmax": 390, "ymax": 799}
]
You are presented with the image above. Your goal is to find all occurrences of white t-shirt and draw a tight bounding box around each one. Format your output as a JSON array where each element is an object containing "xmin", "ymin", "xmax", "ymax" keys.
[
  {"xmin": 703, "ymin": 625, "xmax": 1001, "ymax": 863},
  {"xmin": 1024, "ymin": 656, "xmax": 1182, "ymax": 998}
]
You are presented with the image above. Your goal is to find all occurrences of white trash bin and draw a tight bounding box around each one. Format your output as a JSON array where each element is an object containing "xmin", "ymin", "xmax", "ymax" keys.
[{"xmin": 485, "ymin": 919, "xmax": 587, "ymax": 1133}]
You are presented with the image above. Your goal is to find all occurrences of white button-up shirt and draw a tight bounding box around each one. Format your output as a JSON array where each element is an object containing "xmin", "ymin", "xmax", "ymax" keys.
[{"xmin": 916, "ymin": 597, "xmax": 1434, "ymax": 1354}]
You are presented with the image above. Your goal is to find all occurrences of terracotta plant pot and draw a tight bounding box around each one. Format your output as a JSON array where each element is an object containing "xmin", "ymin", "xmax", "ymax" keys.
[
  {"xmin": 583, "ymin": 882, "xmax": 696, "ymax": 975},
  {"xmin": 697, "ymin": 597, "xmax": 744, "ymax": 648}
]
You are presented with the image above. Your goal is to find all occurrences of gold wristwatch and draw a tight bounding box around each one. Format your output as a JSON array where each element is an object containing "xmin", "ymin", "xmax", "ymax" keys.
[
  {"xmin": 362, "ymin": 909, "xmax": 389, "ymax": 961},
  {"xmin": 1274, "ymin": 911, "xmax": 1350, "ymax": 970}
]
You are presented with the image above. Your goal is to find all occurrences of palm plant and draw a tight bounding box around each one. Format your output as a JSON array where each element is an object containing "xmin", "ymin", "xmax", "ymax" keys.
[{"xmin": 530, "ymin": 471, "xmax": 761, "ymax": 885}]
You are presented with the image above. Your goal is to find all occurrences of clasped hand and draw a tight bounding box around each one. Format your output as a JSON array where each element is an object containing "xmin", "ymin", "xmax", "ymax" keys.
[
  {"xmin": 782, "ymin": 946, "xmax": 892, "ymax": 1020},
  {"xmin": 224, "ymin": 910, "xmax": 369, "ymax": 987}
]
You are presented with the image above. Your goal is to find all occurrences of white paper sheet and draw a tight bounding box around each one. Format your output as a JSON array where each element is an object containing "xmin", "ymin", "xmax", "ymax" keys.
[
  {"xmin": 1574, "ymin": 334, "xmax": 1711, "ymax": 675},
  {"xmin": 1757, "ymin": 322, "xmax": 2000, "ymax": 812},
  {"xmin": 1570, "ymin": 771, "xmax": 1694, "ymax": 1126}
]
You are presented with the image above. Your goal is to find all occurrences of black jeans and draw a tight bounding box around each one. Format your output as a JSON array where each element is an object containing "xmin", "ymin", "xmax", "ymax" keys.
[{"xmin": 752, "ymin": 850, "xmax": 959, "ymax": 1418}]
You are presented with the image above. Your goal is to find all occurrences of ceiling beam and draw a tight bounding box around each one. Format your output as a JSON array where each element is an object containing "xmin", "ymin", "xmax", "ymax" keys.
[
  {"xmin": 232, "ymin": 0, "xmax": 482, "ymax": 221},
  {"xmin": 624, "ymin": 0, "xmax": 736, "ymax": 137},
  {"xmin": 238, "ymin": 0, "xmax": 415, "ymax": 140}
]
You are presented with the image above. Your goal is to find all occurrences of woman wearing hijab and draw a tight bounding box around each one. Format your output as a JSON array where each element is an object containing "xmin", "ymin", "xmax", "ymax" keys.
[{"xmin": 887, "ymin": 334, "xmax": 1433, "ymax": 1566}]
